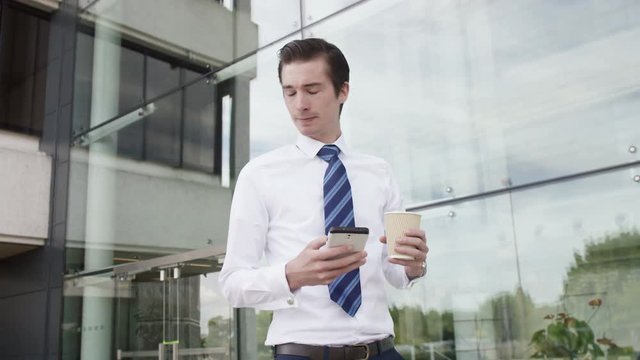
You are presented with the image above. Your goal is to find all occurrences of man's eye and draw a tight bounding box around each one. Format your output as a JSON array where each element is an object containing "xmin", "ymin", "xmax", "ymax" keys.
[
  {"xmin": 308, "ymin": 90, "xmax": 319, "ymax": 95},
  {"xmin": 285, "ymin": 92, "xmax": 296, "ymax": 97}
]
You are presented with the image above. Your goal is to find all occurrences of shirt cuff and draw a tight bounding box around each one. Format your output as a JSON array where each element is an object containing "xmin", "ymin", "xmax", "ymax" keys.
[
  {"xmin": 405, "ymin": 262, "xmax": 427, "ymax": 288},
  {"xmin": 255, "ymin": 262, "xmax": 299, "ymax": 310}
]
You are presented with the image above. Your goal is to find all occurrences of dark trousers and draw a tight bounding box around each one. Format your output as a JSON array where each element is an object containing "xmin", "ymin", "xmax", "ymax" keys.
[{"xmin": 275, "ymin": 347, "xmax": 405, "ymax": 360}]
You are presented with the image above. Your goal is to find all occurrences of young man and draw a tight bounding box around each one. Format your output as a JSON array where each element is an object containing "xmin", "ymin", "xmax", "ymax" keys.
[{"xmin": 219, "ymin": 38, "xmax": 428, "ymax": 360}]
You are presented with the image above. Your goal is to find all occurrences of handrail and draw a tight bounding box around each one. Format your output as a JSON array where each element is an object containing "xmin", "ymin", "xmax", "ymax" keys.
[
  {"xmin": 407, "ymin": 160, "xmax": 640, "ymax": 212},
  {"xmin": 64, "ymin": 243, "xmax": 226, "ymax": 281}
]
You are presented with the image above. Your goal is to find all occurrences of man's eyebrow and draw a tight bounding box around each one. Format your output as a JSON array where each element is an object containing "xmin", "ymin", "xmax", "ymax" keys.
[{"xmin": 281, "ymin": 83, "xmax": 323, "ymax": 89}]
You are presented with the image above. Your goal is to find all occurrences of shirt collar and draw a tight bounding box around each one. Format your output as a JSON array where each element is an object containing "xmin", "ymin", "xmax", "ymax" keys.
[{"xmin": 295, "ymin": 133, "xmax": 350, "ymax": 159}]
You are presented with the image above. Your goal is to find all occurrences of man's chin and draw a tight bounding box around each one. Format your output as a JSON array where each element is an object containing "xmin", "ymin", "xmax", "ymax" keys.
[{"xmin": 295, "ymin": 124, "xmax": 315, "ymax": 136}]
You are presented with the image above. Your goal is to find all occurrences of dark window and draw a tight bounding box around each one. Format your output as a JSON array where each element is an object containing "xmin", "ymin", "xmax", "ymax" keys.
[
  {"xmin": 72, "ymin": 32, "xmax": 94, "ymax": 135},
  {"xmin": 73, "ymin": 28, "xmax": 218, "ymax": 173},
  {"xmin": 183, "ymin": 70, "xmax": 216, "ymax": 172},
  {"xmin": 143, "ymin": 57, "xmax": 181, "ymax": 166},
  {"xmin": 0, "ymin": 3, "xmax": 49, "ymax": 136},
  {"xmin": 115, "ymin": 47, "xmax": 145, "ymax": 160}
]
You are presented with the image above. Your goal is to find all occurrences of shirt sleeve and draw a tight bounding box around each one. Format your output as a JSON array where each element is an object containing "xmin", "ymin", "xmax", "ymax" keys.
[
  {"xmin": 218, "ymin": 165, "xmax": 297, "ymax": 310},
  {"xmin": 380, "ymin": 161, "xmax": 418, "ymax": 289}
]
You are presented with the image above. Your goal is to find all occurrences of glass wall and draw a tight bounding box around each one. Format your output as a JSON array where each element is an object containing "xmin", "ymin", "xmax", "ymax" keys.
[
  {"xmin": 246, "ymin": 0, "xmax": 640, "ymax": 359},
  {"xmin": 63, "ymin": 0, "xmax": 260, "ymax": 358},
  {"xmin": 61, "ymin": 0, "xmax": 640, "ymax": 358}
]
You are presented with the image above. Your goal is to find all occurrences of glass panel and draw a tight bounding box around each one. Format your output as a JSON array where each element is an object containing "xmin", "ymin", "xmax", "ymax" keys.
[
  {"xmin": 114, "ymin": 47, "xmax": 146, "ymax": 162},
  {"xmin": 511, "ymin": 170, "xmax": 640, "ymax": 358},
  {"xmin": 118, "ymin": 46, "xmax": 144, "ymax": 113},
  {"xmin": 62, "ymin": 270, "xmax": 117, "ymax": 359},
  {"xmin": 387, "ymin": 167, "xmax": 640, "ymax": 359},
  {"xmin": 301, "ymin": 0, "xmax": 361, "ymax": 26},
  {"xmin": 73, "ymin": 32, "xmax": 94, "ymax": 135},
  {"xmin": 184, "ymin": 68, "xmax": 207, "ymax": 84},
  {"xmin": 294, "ymin": 0, "xmax": 640, "ymax": 205},
  {"xmin": 113, "ymin": 266, "xmax": 233, "ymax": 359},
  {"xmin": 146, "ymin": 57, "xmax": 180, "ymax": 99},
  {"xmin": 249, "ymin": 35, "xmax": 301, "ymax": 159},
  {"xmin": 78, "ymin": 0, "xmax": 253, "ymax": 65},
  {"xmin": 248, "ymin": 0, "xmax": 301, "ymax": 46},
  {"xmin": 144, "ymin": 91, "xmax": 182, "ymax": 167},
  {"xmin": 62, "ymin": 255, "xmax": 233, "ymax": 359},
  {"xmin": 67, "ymin": 80, "xmax": 231, "ymax": 272}
]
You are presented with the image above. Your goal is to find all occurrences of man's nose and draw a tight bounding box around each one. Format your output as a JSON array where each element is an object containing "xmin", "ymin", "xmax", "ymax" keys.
[{"xmin": 295, "ymin": 93, "xmax": 309, "ymax": 111}]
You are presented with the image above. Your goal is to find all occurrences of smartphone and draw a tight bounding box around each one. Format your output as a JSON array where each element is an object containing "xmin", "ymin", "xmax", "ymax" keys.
[{"xmin": 326, "ymin": 226, "xmax": 369, "ymax": 259}]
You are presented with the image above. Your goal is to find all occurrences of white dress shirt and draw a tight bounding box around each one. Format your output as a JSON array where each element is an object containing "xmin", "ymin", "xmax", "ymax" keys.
[{"xmin": 219, "ymin": 134, "xmax": 418, "ymax": 346}]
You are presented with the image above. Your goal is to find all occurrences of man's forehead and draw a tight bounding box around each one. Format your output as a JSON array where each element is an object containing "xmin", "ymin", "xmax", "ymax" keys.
[{"xmin": 281, "ymin": 58, "xmax": 330, "ymax": 85}]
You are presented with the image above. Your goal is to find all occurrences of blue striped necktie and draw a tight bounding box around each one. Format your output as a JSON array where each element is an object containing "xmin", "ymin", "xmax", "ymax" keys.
[{"xmin": 317, "ymin": 145, "xmax": 361, "ymax": 317}]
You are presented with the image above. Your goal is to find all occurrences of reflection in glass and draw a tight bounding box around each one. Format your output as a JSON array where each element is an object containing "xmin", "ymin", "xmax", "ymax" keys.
[
  {"xmin": 73, "ymin": 32, "xmax": 95, "ymax": 134},
  {"xmin": 249, "ymin": 35, "xmax": 301, "ymax": 159},
  {"xmin": 146, "ymin": 56, "xmax": 180, "ymax": 99},
  {"xmin": 117, "ymin": 46, "xmax": 144, "ymax": 113},
  {"xmin": 385, "ymin": 168, "xmax": 639, "ymax": 359},
  {"xmin": 302, "ymin": 0, "xmax": 361, "ymax": 26},
  {"xmin": 291, "ymin": 0, "xmax": 640, "ymax": 205},
  {"xmin": 145, "ymin": 92, "xmax": 182, "ymax": 167},
  {"xmin": 63, "ymin": 263, "xmax": 233, "ymax": 359},
  {"xmin": 249, "ymin": 0, "xmax": 301, "ymax": 46}
]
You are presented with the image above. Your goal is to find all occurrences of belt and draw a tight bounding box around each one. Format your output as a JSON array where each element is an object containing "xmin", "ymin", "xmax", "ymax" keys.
[{"xmin": 274, "ymin": 336, "xmax": 394, "ymax": 360}]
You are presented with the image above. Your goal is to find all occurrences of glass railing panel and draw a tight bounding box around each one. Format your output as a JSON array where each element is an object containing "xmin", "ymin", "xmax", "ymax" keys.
[
  {"xmin": 301, "ymin": 0, "xmax": 362, "ymax": 27},
  {"xmin": 387, "ymin": 167, "xmax": 640, "ymax": 359},
  {"xmin": 243, "ymin": 0, "xmax": 301, "ymax": 47},
  {"xmin": 72, "ymin": 0, "xmax": 261, "ymax": 135},
  {"xmin": 113, "ymin": 268, "xmax": 233, "ymax": 360},
  {"xmin": 66, "ymin": 75, "xmax": 233, "ymax": 273},
  {"xmin": 248, "ymin": 34, "xmax": 301, "ymax": 159},
  {"xmin": 62, "ymin": 269, "xmax": 117, "ymax": 359},
  {"xmin": 63, "ymin": 251, "xmax": 232, "ymax": 359},
  {"xmin": 275, "ymin": 0, "xmax": 640, "ymax": 206}
]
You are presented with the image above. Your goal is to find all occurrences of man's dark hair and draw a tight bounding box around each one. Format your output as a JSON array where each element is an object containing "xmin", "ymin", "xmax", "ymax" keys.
[{"xmin": 277, "ymin": 38, "xmax": 350, "ymax": 98}]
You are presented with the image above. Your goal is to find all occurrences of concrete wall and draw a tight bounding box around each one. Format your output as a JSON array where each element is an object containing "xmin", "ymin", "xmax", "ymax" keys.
[
  {"xmin": 0, "ymin": 130, "xmax": 51, "ymax": 256},
  {"xmin": 66, "ymin": 148, "xmax": 233, "ymax": 255},
  {"xmin": 80, "ymin": 0, "xmax": 259, "ymax": 66}
]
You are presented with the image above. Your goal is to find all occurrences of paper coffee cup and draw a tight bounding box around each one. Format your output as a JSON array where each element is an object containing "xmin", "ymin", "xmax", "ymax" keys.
[{"xmin": 384, "ymin": 211, "xmax": 422, "ymax": 260}]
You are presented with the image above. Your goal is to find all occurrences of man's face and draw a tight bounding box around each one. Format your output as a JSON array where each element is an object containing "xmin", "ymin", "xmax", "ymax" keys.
[{"xmin": 280, "ymin": 57, "xmax": 349, "ymax": 143}]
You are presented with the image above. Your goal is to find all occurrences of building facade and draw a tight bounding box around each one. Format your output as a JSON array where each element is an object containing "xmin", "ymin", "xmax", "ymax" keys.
[{"xmin": 1, "ymin": 0, "xmax": 639, "ymax": 359}]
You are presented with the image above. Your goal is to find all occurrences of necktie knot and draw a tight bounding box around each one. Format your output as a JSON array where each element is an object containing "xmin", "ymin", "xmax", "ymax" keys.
[{"xmin": 317, "ymin": 145, "xmax": 340, "ymax": 163}]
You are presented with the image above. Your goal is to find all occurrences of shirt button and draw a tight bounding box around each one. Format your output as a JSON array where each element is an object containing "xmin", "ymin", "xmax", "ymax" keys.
[{"xmin": 286, "ymin": 297, "xmax": 294, "ymax": 305}]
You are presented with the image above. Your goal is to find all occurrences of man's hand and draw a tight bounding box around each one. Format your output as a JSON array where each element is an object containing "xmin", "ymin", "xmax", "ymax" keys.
[
  {"xmin": 285, "ymin": 236, "xmax": 367, "ymax": 291},
  {"xmin": 379, "ymin": 228, "xmax": 428, "ymax": 280}
]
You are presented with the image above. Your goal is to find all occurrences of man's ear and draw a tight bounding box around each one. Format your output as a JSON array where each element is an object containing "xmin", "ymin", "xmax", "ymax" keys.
[{"xmin": 338, "ymin": 82, "xmax": 350, "ymax": 104}]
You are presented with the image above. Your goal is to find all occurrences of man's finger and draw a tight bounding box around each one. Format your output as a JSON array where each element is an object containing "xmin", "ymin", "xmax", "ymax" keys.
[
  {"xmin": 379, "ymin": 235, "xmax": 387, "ymax": 244},
  {"xmin": 322, "ymin": 257, "xmax": 367, "ymax": 283},
  {"xmin": 318, "ymin": 243, "xmax": 355, "ymax": 259},
  {"xmin": 404, "ymin": 228, "xmax": 426, "ymax": 241},
  {"xmin": 308, "ymin": 236, "xmax": 328, "ymax": 250},
  {"xmin": 322, "ymin": 250, "xmax": 366, "ymax": 269},
  {"xmin": 394, "ymin": 245, "xmax": 424, "ymax": 261},
  {"xmin": 398, "ymin": 236, "xmax": 427, "ymax": 252}
]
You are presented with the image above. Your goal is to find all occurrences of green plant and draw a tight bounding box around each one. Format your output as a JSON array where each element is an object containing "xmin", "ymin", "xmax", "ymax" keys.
[
  {"xmin": 529, "ymin": 298, "xmax": 635, "ymax": 359},
  {"xmin": 529, "ymin": 309, "xmax": 603, "ymax": 359}
]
